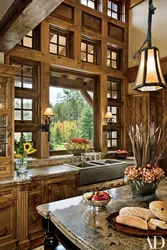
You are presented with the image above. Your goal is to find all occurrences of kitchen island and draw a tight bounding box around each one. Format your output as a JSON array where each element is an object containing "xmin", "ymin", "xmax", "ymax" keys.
[{"xmin": 37, "ymin": 179, "xmax": 167, "ymax": 250}]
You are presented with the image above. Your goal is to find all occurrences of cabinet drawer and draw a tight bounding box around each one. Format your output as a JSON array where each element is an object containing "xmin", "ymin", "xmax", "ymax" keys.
[{"xmin": 0, "ymin": 187, "xmax": 17, "ymax": 201}]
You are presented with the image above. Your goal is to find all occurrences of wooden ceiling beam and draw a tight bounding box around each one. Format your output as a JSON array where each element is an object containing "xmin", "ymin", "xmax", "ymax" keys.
[
  {"xmin": 0, "ymin": 0, "xmax": 64, "ymax": 53},
  {"xmin": 80, "ymin": 90, "xmax": 93, "ymax": 108}
]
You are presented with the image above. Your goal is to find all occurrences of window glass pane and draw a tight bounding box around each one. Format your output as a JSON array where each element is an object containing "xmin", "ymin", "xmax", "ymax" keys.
[
  {"xmin": 81, "ymin": 52, "xmax": 86, "ymax": 61},
  {"xmin": 15, "ymin": 110, "xmax": 21, "ymax": 120},
  {"xmin": 59, "ymin": 46, "xmax": 66, "ymax": 56},
  {"xmin": 50, "ymin": 34, "xmax": 57, "ymax": 43},
  {"xmin": 0, "ymin": 130, "xmax": 7, "ymax": 142},
  {"xmin": 112, "ymin": 107, "xmax": 117, "ymax": 114},
  {"xmin": 81, "ymin": 0, "xmax": 87, "ymax": 5},
  {"xmin": 23, "ymin": 111, "xmax": 32, "ymax": 120},
  {"xmin": 112, "ymin": 91, "xmax": 117, "ymax": 99},
  {"xmin": 81, "ymin": 42, "xmax": 86, "ymax": 51},
  {"xmin": 108, "ymin": 9, "xmax": 111, "ymax": 16},
  {"xmin": 23, "ymin": 37, "xmax": 32, "ymax": 48},
  {"xmin": 112, "ymin": 131, "xmax": 117, "ymax": 138},
  {"xmin": 112, "ymin": 139, "xmax": 117, "ymax": 147},
  {"xmin": 23, "ymin": 67, "xmax": 33, "ymax": 78},
  {"xmin": 112, "ymin": 82, "xmax": 117, "ymax": 90},
  {"xmin": 112, "ymin": 52, "xmax": 117, "ymax": 60},
  {"xmin": 23, "ymin": 132, "xmax": 32, "ymax": 141},
  {"xmin": 27, "ymin": 30, "xmax": 32, "ymax": 37},
  {"xmin": 112, "ymin": 12, "xmax": 118, "ymax": 19},
  {"xmin": 14, "ymin": 132, "xmax": 21, "ymax": 141},
  {"xmin": 88, "ymin": 54, "xmax": 93, "ymax": 63},
  {"xmin": 107, "ymin": 140, "xmax": 111, "ymax": 147},
  {"xmin": 23, "ymin": 78, "xmax": 33, "ymax": 89},
  {"xmin": 112, "ymin": 61, "xmax": 117, "ymax": 68},
  {"xmin": 0, "ymin": 144, "xmax": 6, "ymax": 156},
  {"xmin": 112, "ymin": 3, "xmax": 117, "ymax": 11},
  {"xmin": 0, "ymin": 116, "xmax": 7, "ymax": 128},
  {"xmin": 23, "ymin": 99, "xmax": 32, "ymax": 109},
  {"xmin": 59, "ymin": 36, "xmax": 66, "ymax": 46},
  {"xmin": 107, "ymin": 91, "xmax": 111, "ymax": 98},
  {"xmin": 88, "ymin": 1, "xmax": 95, "ymax": 9},
  {"xmin": 107, "ymin": 50, "xmax": 111, "ymax": 59},
  {"xmin": 88, "ymin": 45, "xmax": 94, "ymax": 54},
  {"xmin": 0, "ymin": 97, "xmax": 6, "ymax": 109},
  {"xmin": 15, "ymin": 98, "xmax": 21, "ymax": 109},
  {"xmin": 108, "ymin": 1, "xmax": 111, "ymax": 9},
  {"xmin": 107, "ymin": 59, "xmax": 110, "ymax": 67},
  {"xmin": 50, "ymin": 44, "xmax": 57, "ymax": 54},
  {"xmin": 15, "ymin": 76, "xmax": 22, "ymax": 87},
  {"xmin": 113, "ymin": 115, "xmax": 117, "ymax": 123}
]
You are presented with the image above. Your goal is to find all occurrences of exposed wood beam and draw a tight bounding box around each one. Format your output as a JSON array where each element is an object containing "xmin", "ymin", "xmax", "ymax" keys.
[
  {"xmin": 80, "ymin": 90, "xmax": 93, "ymax": 108},
  {"xmin": 50, "ymin": 76, "xmax": 94, "ymax": 91},
  {"xmin": 0, "ymin": 0, "xmax": 64, "ymax": 53}
]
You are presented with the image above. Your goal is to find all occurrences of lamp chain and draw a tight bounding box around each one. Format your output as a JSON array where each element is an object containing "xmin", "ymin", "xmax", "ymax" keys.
[{"xmin": 132, "ymin": 0, "xmax": 156, "ymax": 58}]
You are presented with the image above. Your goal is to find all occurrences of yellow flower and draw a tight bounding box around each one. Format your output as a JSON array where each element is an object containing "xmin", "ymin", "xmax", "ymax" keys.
[
  {"xmin": 81, "ymin": 144, "xmax": 86, "ymax": 150},
  {"xmin": 86, "ymin": 144, "xmax": 91, "ymax": 150},
  {"xmin": 14, "ymin": 153, "xmax": 22, "ymax": 158},
  {"xmin": 24, "ymin": 142, "xmax": 32, "ymax": 153},
  {"xmin": 28, "ymin": 149, "xmax": 37, "ymax": 155}
]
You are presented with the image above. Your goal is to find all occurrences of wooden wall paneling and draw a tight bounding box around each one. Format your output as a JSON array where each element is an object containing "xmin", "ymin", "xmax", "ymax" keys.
[
  {"xmin": 82, "ymin": 12, "xmax": 102, "ymax": 33},
  {"xmin": 108, "ymin": 23, "xmax": 124, "ymax": 42},
  {"xmin": 51, "ymin": 3, "xmax": 75, "ymax": 23},
  {"xmin": 17, "ymin": 183, "xmax": 30, "ymax": 250},
  {"xmin": 0, "ymin": 186, "xmax": 17, "ymax": 249}
]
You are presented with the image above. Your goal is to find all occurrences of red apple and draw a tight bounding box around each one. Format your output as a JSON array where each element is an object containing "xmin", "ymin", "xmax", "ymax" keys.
[{"xmin": 92, "ymin": 194, "xmax": 101, "ymax": 201}]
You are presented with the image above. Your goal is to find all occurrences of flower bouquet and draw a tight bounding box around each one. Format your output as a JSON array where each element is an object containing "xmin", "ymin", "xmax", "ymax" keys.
[
  {"xmin": 14, "ymin": 136, "xmax": 36, "ymax": 174},
  {"xmin": 115, "ymin": 149, "xmax": 128, "ymax": 159},
  {"xmin": 125, "ymin": 122, "xmax": 166, "ymax": 201},
  {"xmin": 64, "ymin": 138, "xmax": 92, "ymax": 156}
]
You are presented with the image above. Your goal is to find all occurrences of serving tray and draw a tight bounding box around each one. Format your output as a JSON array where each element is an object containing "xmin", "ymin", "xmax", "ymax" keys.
[{"xmin": 106, "ymin": 212, "xmax": 167, "ymax": 237}]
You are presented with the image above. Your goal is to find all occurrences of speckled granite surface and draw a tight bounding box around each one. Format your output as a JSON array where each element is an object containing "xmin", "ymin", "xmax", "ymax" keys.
[
  {"xmin": 0, "ymin": 165, "xmax": 79, "ymax": 187},
  {"xmin": 37, "ymin": 180, "xmax": 167, "ymax": 250}
]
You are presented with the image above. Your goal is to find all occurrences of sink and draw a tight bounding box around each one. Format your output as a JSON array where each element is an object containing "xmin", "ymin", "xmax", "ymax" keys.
[{"xmin": 65, "ymin": 159, "xmax": 127, "ymax": 186}]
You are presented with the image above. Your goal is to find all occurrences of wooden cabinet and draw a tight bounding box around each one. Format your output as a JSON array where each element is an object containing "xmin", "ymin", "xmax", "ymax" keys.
[
  {"xmin": 28, "ymin": 180, "xmax": 43, "ymax": 248},
  {"xmin": 43, "ymin": 174, "xmax": 76, "ymax": 203},
  {"xmin": 0, "ymin": 65, "xmax": 16, "ymax": 178},
  {"xmin": 0, "ymin": 186, "xmax": 17, "ymax": 250}
]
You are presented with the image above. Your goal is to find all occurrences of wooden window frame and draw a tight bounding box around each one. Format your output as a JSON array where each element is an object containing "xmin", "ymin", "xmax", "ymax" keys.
[
  {"xmin": 107, "ymin": 47, "xmax": 120, "ymax": 70},
  {"xmin": 49, "ymin": 27, "xmax": 72, "ymax": 58},
  {"xmin": 108, "ymin": 0, "xmax": 122, "ymax": 21},
  {"xmin": 107, "ymin": 77, "xmax": 122, "ymax": 150},
  {"xmin": 80, "ymin": 0, "xmax": 99, "ymax": 10},
  {"xmin": 107, "ymin": 79, "xmax": 121, "ymax": 101},
  {"xmin": 81, "ymin": 38, "xmax": 97, "ymax": 64},
  {"xmin": 18, "ymin": 25, "xmax": 40, "ymax": 50}
]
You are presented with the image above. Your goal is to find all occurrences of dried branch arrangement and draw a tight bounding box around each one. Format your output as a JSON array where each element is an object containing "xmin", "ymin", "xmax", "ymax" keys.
[{"xmin": 128, "ymin": 122, "xmax": 166, "ymax": 168}]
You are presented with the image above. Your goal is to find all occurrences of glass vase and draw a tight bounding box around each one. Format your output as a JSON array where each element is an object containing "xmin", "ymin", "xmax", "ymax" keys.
[
  {"xmin": 15, "ymin": 158, "xmax": 28, "ymax": 175},
  {"xmin": 129, "ymin": 180, "xmax": 160, "ymax": 202}
]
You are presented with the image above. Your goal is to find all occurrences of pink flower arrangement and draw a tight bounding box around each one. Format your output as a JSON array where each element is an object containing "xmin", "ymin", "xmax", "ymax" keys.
[{"xmin": 124, "ymin": 164, "xmax": 165, "ymax": 184}]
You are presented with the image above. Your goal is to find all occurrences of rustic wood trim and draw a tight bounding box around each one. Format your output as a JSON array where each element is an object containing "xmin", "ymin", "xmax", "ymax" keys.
[
  {"xmin": 80, "ymin": 90, "xmax": 93, "ymax": 107},
  {"xmin": 129, "ymin": 0, "xmax": 145, "ymax": 9},
  {"xmin": 0, "ymin": 0, "xmax": 64, "ymax": 53}
]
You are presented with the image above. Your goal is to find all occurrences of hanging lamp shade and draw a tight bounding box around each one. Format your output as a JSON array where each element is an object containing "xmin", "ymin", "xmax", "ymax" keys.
[{"xmin": 134, "ymin": 47, "xmax": 167, "ymax": 91}]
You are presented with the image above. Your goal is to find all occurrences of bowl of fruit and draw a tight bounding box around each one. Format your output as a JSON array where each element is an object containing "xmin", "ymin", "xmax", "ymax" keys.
[{"xmin": 83, "ymin": 191, "xmax": 112, "ymax": 208}]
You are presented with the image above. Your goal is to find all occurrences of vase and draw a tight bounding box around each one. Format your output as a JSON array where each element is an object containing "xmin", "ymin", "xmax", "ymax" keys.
[
  {"xmin": 129, "ymin": 180, "xmax": 160, "ymax": 202},
  {"xmin": 15, "ymin": 158, "xmax": 28, "ymax": 175}
]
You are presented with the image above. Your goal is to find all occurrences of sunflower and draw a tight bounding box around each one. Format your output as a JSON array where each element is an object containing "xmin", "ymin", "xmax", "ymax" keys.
[
  {"xmin": 24, "ymin": 142, "xmax": 32, "ymax": 153},
  {"xmin": 28, "ymin": 149, "xmax": 37, "ymax": 155}
]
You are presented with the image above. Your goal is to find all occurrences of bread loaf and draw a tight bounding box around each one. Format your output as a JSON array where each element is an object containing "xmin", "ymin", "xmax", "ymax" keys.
[
  {"xmin": 119, "ymin": 207, "xmax": 156, "ymax": 221},
  {"xmin": 149, "ymin": 201, "xmax": 167, "ymax": 222},
  {"xmin": 148, "ymin": 221, "xmax": 157, "ymax": 230},
  {"xmin": 116, "ymin": 215, "xmax": 148, "ymax": 230},
  {"xmin": 149, "ymin": 218, "xmax": 167, "ymax": 229}
]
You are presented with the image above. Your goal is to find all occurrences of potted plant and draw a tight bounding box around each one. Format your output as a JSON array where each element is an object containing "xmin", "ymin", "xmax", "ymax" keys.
[{"xmin": 64, "ymin": 138, "xmax": 92, "ymax": 156}]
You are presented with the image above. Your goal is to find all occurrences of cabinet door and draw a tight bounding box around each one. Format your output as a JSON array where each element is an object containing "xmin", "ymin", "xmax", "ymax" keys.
[
  {"xmin": 28, "ymin": 181, "xmax": 43, "ymax": 236},
  {"xmin": 43, "ymin": 175, "xmax": 76, "ymax": 203},
  {"xmin": 0, "ymin": 188, "xmax": 17, "ymax": 248}
]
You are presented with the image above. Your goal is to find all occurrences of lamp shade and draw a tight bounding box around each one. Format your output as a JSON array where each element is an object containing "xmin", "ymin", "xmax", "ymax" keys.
[
  {"xmin": 133, "ymin": 47, "xmax": 167, "ymax": 91},
  {"xmin": 44, "ymin": 107, "xmax": 55, "ymax": 117},
  {"xmin": 105, "ymin": 111, "xmax": 113, "ymax": 120}
]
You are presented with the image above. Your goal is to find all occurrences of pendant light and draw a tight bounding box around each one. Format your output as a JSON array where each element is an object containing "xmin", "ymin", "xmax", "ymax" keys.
[{"xmin": 133, "ymin": 0, "xmax": 166, "ymax": 91}]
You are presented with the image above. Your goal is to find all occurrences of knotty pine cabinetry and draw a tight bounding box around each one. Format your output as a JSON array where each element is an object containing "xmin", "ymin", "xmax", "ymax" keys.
[
  {"xmin": 0, "ymin": 186, "xmax": 17, "ymax": 250},
  {"xmin": 0, "ymin": 65, "xmax": 15, "ymax": 178}
]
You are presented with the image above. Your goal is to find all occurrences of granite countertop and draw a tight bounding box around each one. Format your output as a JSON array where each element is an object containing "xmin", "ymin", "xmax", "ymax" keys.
[
  {"xmin": 0, "ymin": 165, "xmax": 79, "ymax": 187},
  {"xmin": 37, "ymin": 180, "xmax": 167, "ymax": 250}
]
